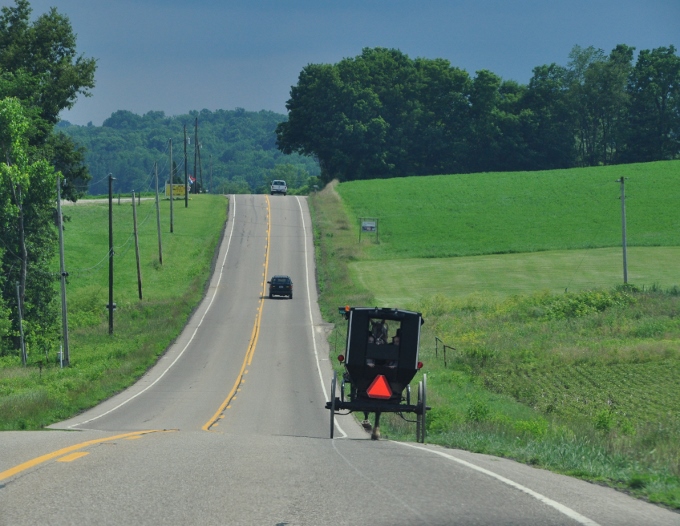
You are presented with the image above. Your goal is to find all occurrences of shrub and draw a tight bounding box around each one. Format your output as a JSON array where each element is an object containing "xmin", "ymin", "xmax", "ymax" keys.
[
  {"xmin": 543, "ymin": 290, "xmax": 635, "ymax": 320},
  {"xmin": 466, "ymin": 397, "xmax": 491, "ymax": 422}
]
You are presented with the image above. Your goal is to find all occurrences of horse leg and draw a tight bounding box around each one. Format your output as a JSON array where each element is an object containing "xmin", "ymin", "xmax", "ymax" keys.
[
  {"xmin": 362, "ymin": 412, "xmax": 372, "ymax": 431},
  {"xmin": 371, "ymin": 412, "xmax": 381, "ymax": 440}
]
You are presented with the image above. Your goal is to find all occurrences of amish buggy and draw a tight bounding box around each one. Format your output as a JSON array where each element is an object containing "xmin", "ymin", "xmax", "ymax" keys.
[{"xmin": 326, "ymin": 306, "xmax": 430, "ymax": 442}]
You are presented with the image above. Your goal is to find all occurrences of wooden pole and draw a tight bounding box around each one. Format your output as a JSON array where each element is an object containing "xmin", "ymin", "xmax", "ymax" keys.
[
  {"xmin": 108, "ymin": 174, "xmax": 115, "ymax": 334},
  {"xmin": 184, "ymin": 124, "xmax": 188, "ymax": 207},
  {"xmin": 132, "ymin": 191, "xmax": 143, "ymax": 300},
  {"xmin": 619, "ymin": 177, "xmax": 628, "ymax": 284},
  {"xmin": 154, "ymin": 162, "xmax": 163, "ymax": 265},
  {"xmin": 194, "ymin": 118, "xmax": 198, "ymax": 194},
  {"xmin": 56, "ymin": 177, "xmax": 70, "ymax": 365},
  {"xmin": 169, "ymin": 139, "xmax": 174, "ymax": 233}
]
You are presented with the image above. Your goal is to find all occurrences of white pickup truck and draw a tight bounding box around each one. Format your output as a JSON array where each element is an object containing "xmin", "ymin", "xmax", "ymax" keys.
[{"xmin": 270, "ymin": 179, "xmax": 287, "ymax": 196}]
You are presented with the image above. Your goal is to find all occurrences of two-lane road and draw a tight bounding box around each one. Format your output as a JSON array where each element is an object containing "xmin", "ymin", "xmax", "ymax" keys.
[{"xmin": 1, "ymin": 195, "xmax": 677, "ymax": 525}]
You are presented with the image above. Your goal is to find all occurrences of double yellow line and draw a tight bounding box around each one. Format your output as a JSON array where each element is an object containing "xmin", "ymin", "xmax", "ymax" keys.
[
  {"xmin": 202, "ymin": 195, "xmax": 271, "ymax": 431},
  {"xmin": 2, "ymin": 196, "xmax": 271, "ymax": 481}
]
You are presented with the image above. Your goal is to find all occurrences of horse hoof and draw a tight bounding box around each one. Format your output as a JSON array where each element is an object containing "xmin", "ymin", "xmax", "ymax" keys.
[
  {"xmin": 371, "ymin": 428, "xmax": 381, "ymax": 440},
  {"xmin": 362, "ymin": 420, "xmax": 372, "ymax": 432}
]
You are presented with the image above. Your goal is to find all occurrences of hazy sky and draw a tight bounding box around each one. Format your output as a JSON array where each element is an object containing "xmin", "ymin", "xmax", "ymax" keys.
[{"xmin": 23, "ymin": 0, "xmax": 680, "ymax": 126}]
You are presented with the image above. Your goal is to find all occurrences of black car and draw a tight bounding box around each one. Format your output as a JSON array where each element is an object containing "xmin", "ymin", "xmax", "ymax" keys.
[{"xmin": 267, "ymin": 275, "xmax": 293, "ymax": 299}]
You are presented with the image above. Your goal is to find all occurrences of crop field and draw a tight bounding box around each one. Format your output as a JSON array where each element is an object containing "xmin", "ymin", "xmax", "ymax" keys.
[
  {"xmin": 337, "ymin": 160, "xmax": 680, "ymax": 260},
  {"xmin": 483, "ymin": 360, "xmax": 680, "ymax": 428}
]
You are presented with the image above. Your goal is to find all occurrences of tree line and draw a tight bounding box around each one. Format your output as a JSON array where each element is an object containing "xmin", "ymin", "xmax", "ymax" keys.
[
  {"xmin": 0, "ymin": 0, "xmax": 94, "ymax": 357},
  {"xmin": 276, "ymin": 45, "xmax": 680, "ymax": 183},
  {"xmin": 60, "ymin": 108, "xmax": 320, "ymax": 196}
]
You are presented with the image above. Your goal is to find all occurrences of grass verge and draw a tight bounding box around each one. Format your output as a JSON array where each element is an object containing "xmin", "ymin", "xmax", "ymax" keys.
[
  {"xmin": 0, "ymin": 195, "xmax": 227, "ymax": 429},
  {"xmin": 310, "ymin": 178, "xmax": 680, "ymax": 510}
]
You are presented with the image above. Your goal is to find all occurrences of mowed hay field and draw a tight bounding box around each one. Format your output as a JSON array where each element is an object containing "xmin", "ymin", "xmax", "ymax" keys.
[
  {"xmin": 352, "ymin": 247, "xmax": 680, "ymax": 305},
  {"xmin": 313, "ymin": 160, "xmax": 680, "ymax": 507}
]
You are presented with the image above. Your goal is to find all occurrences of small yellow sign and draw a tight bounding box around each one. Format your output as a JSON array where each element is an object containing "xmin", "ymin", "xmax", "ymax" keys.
[{"xmin": 165, "ymin": 184, "xmax": 186, "ymax": 198}]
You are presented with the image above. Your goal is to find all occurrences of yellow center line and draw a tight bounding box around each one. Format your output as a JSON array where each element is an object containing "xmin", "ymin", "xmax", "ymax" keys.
[
  {"xmin": 202, "ymin": 195, "xmax": 271, "ymax": 431},
  {"xmin": 0, "ymin": 430, "xmax": 164, "ymax": 482}
]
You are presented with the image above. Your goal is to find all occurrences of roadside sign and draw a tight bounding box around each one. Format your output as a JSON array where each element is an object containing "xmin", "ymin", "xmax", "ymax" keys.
[
  {"xmin": 359, "ymin": 217, "xmax": 379, "ymax": 243},
  {"xmin": 165, "ymin": 183, "xmax": 186, "ymax": 198},
  {"xmin": 361, "ymin": 220, "xmax": 376, "ymax": 232}
]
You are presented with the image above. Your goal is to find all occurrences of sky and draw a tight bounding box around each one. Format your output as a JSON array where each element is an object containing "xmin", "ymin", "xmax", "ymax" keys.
[{"xmin": 21, "ymin": 0, "xmax": 680, "ymax": 126}]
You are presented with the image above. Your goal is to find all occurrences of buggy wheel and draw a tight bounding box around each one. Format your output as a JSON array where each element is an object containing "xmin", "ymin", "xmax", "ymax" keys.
[
  {"xmin": 329, "ymin": 370, "xmax": 337, "ymax": 439},
  {"xmin": 416, "ymin": 381, "xmax": 422, "ymax": 441},
  {"xmin": 416, "ymin": 374, "xmax": 427, "ymax": 443},
  {"xmin": 340, "ymin": 378, "xmax": 346, "ymax": 402}
]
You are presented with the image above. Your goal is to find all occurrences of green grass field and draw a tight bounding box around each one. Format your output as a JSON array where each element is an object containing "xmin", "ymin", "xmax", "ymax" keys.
[
  {"xmin": 351, "ymin": 247, "xmax": 680, "ymax": 305},
  {"xmin": 311, "ymin": 161, "xmax": 680, "ymax": 508},
  {"xmin": 338, "ymin": 160, "xmax": 680, "ymax": 260}
]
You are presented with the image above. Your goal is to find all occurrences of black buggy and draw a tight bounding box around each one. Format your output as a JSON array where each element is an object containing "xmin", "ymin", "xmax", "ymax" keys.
[{"xmin": 326, "ymin": 306, "xmax": 430, "ymax": 442}]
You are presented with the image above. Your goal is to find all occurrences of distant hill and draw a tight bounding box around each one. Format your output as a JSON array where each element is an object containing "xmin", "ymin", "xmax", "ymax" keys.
[{"xmin": 58, "ymin": 108, "xmax": 320, "ymax": 196}]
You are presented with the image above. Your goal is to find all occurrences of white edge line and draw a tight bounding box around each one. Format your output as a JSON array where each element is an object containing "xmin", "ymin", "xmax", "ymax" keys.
[
  {"xmin": 395, "ymin": 442, "xmax": 602, "ymax": 526},
  {"xmin": 295, "ymin": 194, "xmax": 600, "ymax": 524},
  {"xmin": 296, "ymin": 196, "xmax": 348, "ymax": 439},
  {"xmin": 68, "ymin": 195, "xmax": 238, "ymax": 428}
]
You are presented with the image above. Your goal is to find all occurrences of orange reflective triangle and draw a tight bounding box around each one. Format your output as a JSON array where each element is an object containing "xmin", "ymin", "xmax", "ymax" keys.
[{"xmin": 367, "ymin": 375, "xmax": 392, "ymax": 400}]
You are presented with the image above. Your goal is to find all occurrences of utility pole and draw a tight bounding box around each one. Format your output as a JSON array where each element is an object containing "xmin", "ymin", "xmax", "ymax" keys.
[
  {"xmin": 210, "ymin": 154, "xmax": 213, "ymax": 194},
  {"xmin": 193, "ymin": 118, "xmax": 198, "ymax": 194},
  {"xmin": 108, "ymin": 174, "xmax": 116, "ymax": 334},
  {"xmin": 198, "ymin": 133, "xmax": 203, "ymax": 192},
  {"xmin": 184, "ymin": 124, "xmax": 188, "ymax": 208},
  {"xmin": 618, "ymin": 177, "xmax": 628, "ymax": 284},
  {"xmin": 154, "ymin": 162, "xmax": 163, "ymax": 265},
  {"xmin": 132, "ymin": 191, "xmax": 143, "ymax": 300},
  {"xmin": 169, "ymin": 139, "xmax": 174, "ymax": 233},
  {"xmin": 56, "ymin": 177, "xmax": 70, "ymax": 365}
]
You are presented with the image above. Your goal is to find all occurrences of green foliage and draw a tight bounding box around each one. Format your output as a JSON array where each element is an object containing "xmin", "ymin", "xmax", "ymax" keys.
[
  {"xmin": 514, "ymin": 419, "xmax": 549, "ymax": 438},
  {"xmin": 0, "ymin": 97, "xmax": 59, "ymax": 356},
  {"xmin": 0, "ymin": 0, "xmax": 96, "ymax": 139},
  {"xmin": 0, "ymin": 0, "xmax": 96, "ymax": 357},
  {"xmin": 59, "ymin": 108, "xmax": 320, "ymax": 196},
  {"xmin": 278, "ymin": 45, "xmax": 679, "ymax": 182},
  {"xmin": 540, "ymin": 289, "xmax": 635, "ymax": 320},
  {"xmin": 624, "ymin": 46, "xmax": 680, "ymax": 163},
  {"xmin": 465, "ymin": 396, "xmax": 491, "ymax": 423},
  {"xmin": 42, "ymin": 131, "xmax": 91, "ymax": 201}
]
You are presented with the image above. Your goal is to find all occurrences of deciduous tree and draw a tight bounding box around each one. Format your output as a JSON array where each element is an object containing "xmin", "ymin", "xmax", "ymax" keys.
[
  {"xmin": 0, "ymin": 97, "xmax": 58, "ymax": 356},
  {"xmin": 624, "ymin": 45, "xmax": 680, "ymax": 162}
]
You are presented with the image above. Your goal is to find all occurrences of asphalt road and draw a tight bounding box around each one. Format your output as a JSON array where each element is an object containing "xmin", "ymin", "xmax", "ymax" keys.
[{"xmin": 1, "ymin": 195, "xmax": 678, "ymax": 525}]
